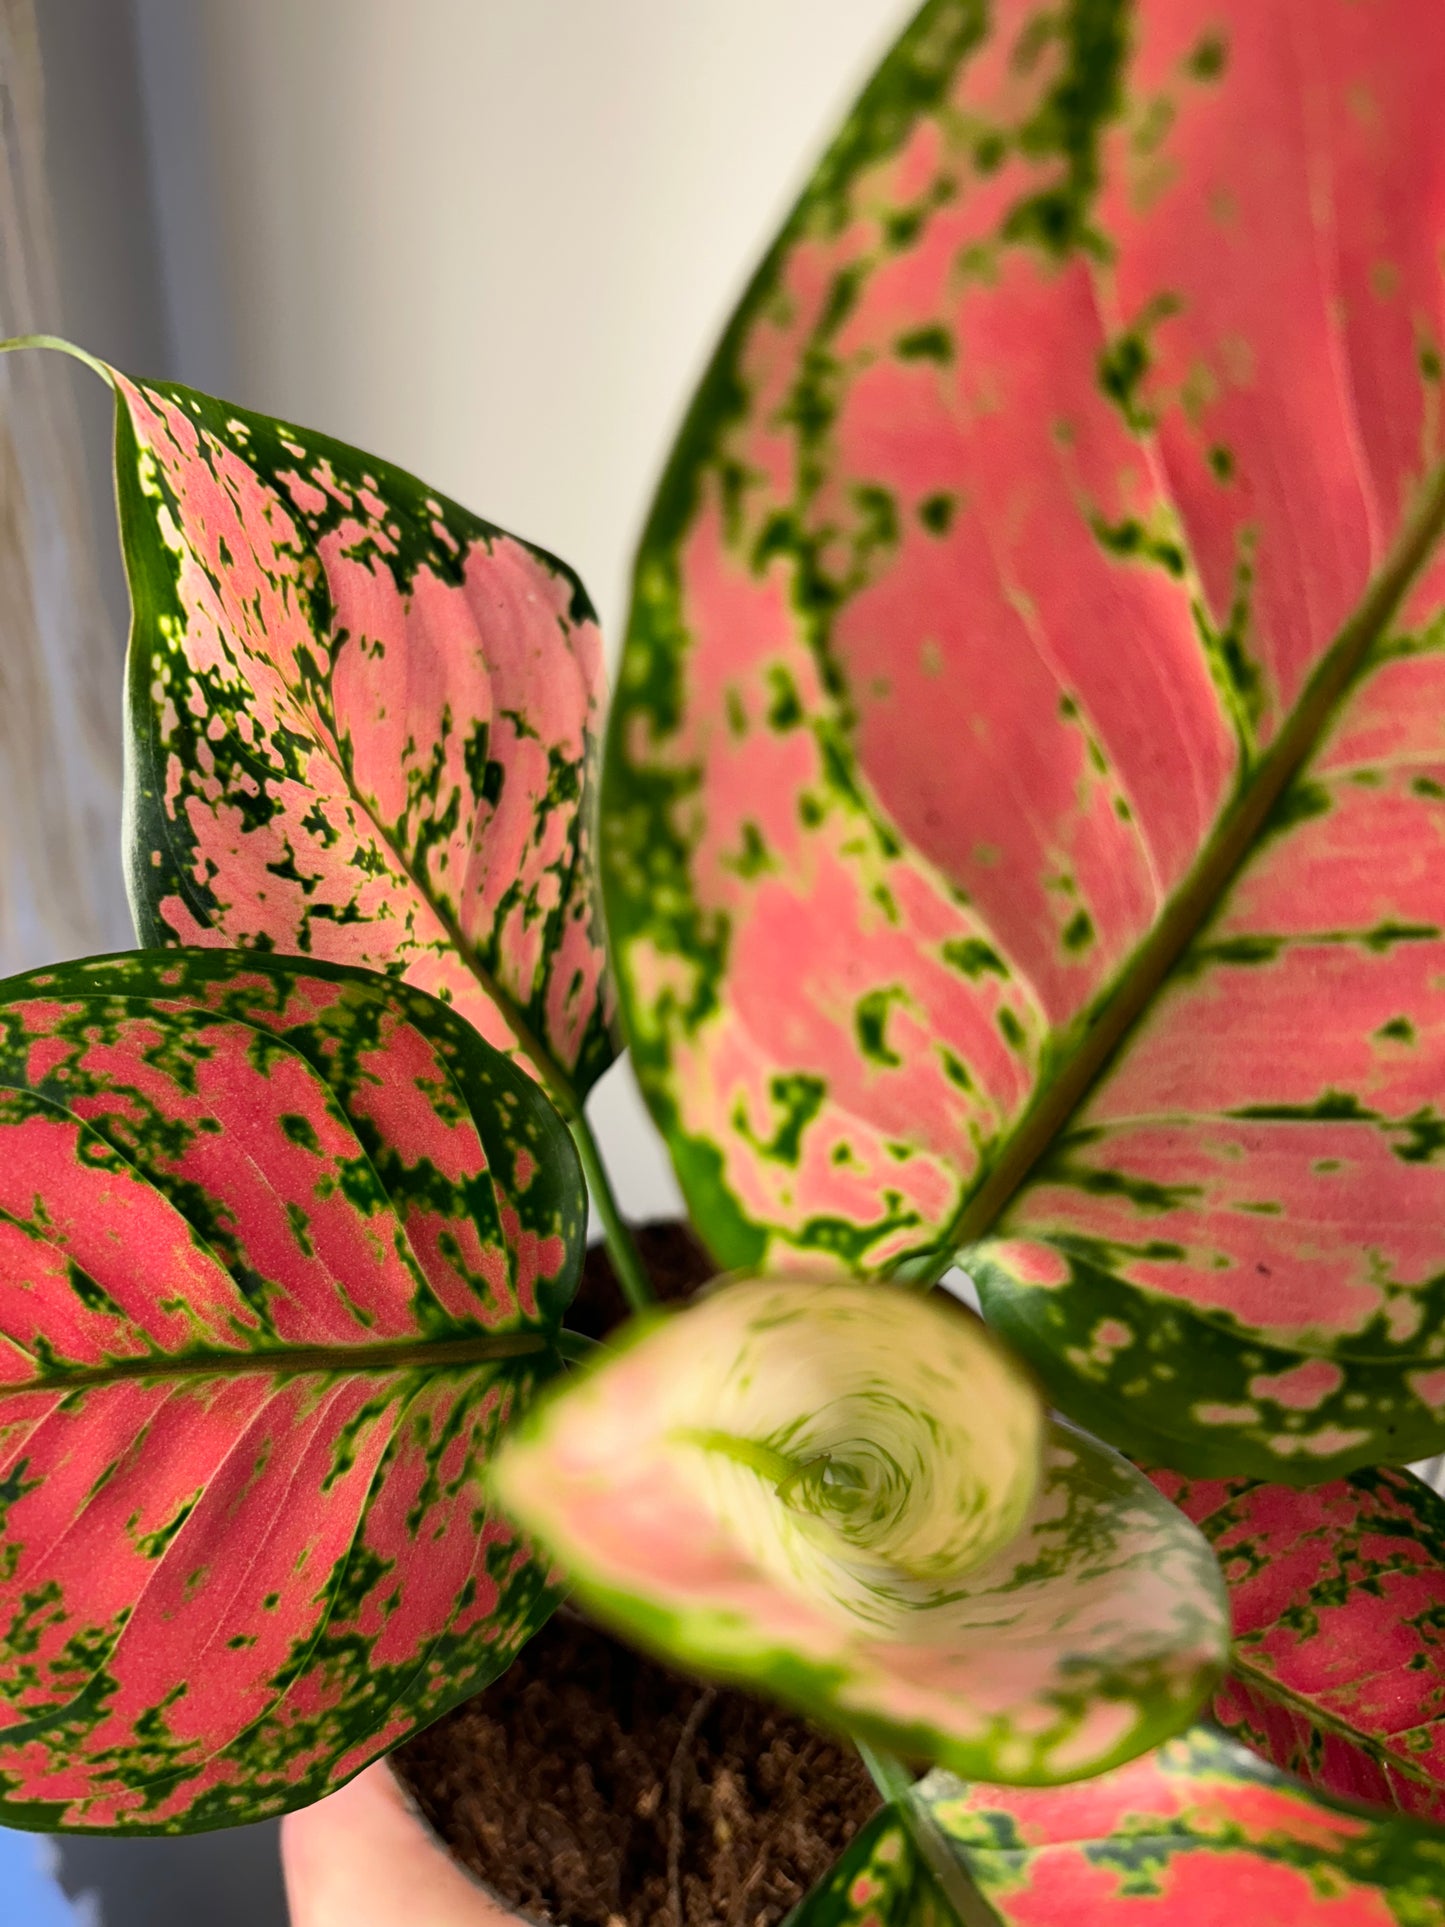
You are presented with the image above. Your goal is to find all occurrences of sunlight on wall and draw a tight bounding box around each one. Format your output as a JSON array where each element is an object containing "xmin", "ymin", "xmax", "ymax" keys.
[{"xmin": 134, "ymin": 0, "xmax": 913, "ymax": 640}]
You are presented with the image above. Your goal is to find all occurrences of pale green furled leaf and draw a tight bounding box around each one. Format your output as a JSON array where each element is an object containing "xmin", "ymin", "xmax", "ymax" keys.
[{"xmin": 491, "ymin": 1279, "xmax": 1228, "ymax": 1784}]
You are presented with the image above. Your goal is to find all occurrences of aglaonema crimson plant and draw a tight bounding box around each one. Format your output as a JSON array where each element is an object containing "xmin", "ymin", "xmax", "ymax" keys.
[{"xmin": 2, "ymin": 0, "xmax": 1445, "ymax": 1919}]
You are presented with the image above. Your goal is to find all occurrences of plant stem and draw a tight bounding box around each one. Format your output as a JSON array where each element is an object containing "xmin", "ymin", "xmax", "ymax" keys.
[
  {"xmin": 0, "ymin": 333, "xmax": 114, "ymax": 383},
  {"xmin": 568, "ymin": 1107, "xmax": 656, "ymax": 1313},
  {"xmin": 889, "ymin": 1246, "xmax": 954, "ymax": 1291},
  {"xmin": 556, "ymin": 1329, "xmax": 602, "ymax": 1364},
  {"xmin": 855, "ymin": 1739, "xmax": 917, "ymax": 1806}
]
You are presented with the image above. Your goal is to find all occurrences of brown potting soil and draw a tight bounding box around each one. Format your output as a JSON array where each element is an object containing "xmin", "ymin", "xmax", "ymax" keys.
[
  {"xmin": 564, "ymin": 1218, "xmax": 718, "ymax": 1335},
  {"xmin": 392, "ymin": 1223, "xmax": 882, "ymax": 1925},
  {"xmin": 393, "ymin": 1610, "xmax": 881, "ymax": 1927}
]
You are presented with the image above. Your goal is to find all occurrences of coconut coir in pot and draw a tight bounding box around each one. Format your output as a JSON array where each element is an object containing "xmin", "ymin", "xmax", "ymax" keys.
[{"xmin": 392, "ymin": 1225, "xmax": 882, "ymax": 1926}]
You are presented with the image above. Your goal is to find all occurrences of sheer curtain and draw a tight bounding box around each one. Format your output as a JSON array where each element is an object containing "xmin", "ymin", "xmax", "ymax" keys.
[{"xmin": 0, "ymin": 0, "xmax": 129, "ymax": 977}]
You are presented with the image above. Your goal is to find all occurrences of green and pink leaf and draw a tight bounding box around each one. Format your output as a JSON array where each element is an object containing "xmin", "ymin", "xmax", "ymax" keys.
[
  {"xmin": 117, "ymin": 372, "xmax": 613, "ymax": 1097},
  {"xmin": 1148, "ymin": 1464, "xmax": 1445, "ymax": 1821},
  {"xmin": 784, "ymin": 1804, "xmax": 966, "ymax": 1927},
  {"xmin": 918, "ymin": 1725, "xmax": 1445, "ymax": 1924},
  {"xmin": 604, "ymin": 0, "xmax": 1445, "ymax": 1473},
  {"xmin": 0, "ymin": 949, "xmax": 585, "ymax": 1830}
]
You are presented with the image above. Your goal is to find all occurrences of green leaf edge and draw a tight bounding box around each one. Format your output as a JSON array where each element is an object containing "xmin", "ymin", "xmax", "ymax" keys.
[
  {"xmin": 0, "ymin": 945, "xmax": 589, "ymax": 1343},
  {"xmin": 921, "ymin": 1723, "xmax": 1445, "ymax": 1918},
  {"xmin": 0, "ymin": 947, "xmax": 591, "ymax": 1833},
  {"xmin": 110, "ymin": 370, "xmax": 616, "ymax": 1107},
  {"xmin": 600, "ymin": 0, "xmax": 999, "ymax": 1276},
  {"xmin": 970, "ymin": 1248, "xmax": 1445, "ymax": 1485}
]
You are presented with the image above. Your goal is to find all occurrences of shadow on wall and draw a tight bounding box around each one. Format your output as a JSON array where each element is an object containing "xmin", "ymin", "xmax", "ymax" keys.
[
  {"xmin": 0, "ymin": 1829, "xmax": 94, "ymax": 1926},
  {"xmin": 50, "ymin": 1822, "xmax": 286, "ymax": 1927}
]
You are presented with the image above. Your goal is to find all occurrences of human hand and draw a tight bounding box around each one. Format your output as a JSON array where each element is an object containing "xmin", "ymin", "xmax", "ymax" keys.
[{"xmin": 282, "ymin": 1761, "xmax": 519, "ymax": 1927}]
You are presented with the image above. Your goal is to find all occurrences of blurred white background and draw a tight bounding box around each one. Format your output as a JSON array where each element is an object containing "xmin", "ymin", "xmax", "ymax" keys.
[{"xmin": 4, "ymin": 2, "xmax": 912, "ymax": 1921}]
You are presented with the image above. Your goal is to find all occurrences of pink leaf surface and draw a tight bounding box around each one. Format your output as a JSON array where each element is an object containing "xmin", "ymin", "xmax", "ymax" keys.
[
  {"xmin": 117, "ymin": 373, "xmax": 613, "ymax": 1099},
  {"xmin": 603, "ymin": 0, "xmax": 1445, "ymax": 1473},
  {"xmin": 0, "ymin": 949, "xmax": 585, "ymax": 1831},
  {"xmin": 1147, "ymin": 1464, "xmax": 1445, "ymax": 1823},
  {"xmin": 920, "ymin": 1725, "xmax": 1445, "ymax": 1925}
]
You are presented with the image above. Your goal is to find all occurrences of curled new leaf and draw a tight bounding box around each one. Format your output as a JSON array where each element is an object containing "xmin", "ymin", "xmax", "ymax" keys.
[
  {"xmin": 105, "ymin": 356, "xmax": 613, "ymax": 1097},
  {"xmin": 1148, "ymin": 1463, "xmax": 1445, "ymax": 1822},
  {"xmin": 604, "ymin": 0, "xmax": 1445, "ymax": 1475},
  {"xmin": 0, "ymin": 949, "xmax": 586, "ymax": 1832},
  {"xmin": 491, "ymin": 1280, "xmax": 1228, "ymax": 1784},
  {"xmin": 916, "ymin": 1725, "xmax": 1445, "ymax": 1925}
]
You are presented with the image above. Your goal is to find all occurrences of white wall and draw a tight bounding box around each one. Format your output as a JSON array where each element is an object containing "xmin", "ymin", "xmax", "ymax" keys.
[
  {"xmin": 34, "ymin": 0, "xmax": 173, "ymax": 624},
  {"xmin": 133, "ymin": 0, "xmax": 910, "ymax": 637},
  {"xmin": 131, "ymin": 0, "xmax": 913, "ymax": 1223}
]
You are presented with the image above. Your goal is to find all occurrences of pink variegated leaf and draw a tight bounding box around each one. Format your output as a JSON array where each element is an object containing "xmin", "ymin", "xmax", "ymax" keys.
[
  {"xmin": 1145, "ymin": 1464, "xmax": 1445, "ymax": 1823},
  {"xmin": 910, "ymin": 1725, "xmax": 1445, "ymax": 1925},
  {"xmin": 0, "ymin": 947, "xmax": 586, "ymax": 1832},
  {"xmin": 491, "ymin": 1278, "xmax": 1228, "ymax": 1785},
  {"xmin": 104, "ymin": 358, "xmax": 613, "ymax": 1098},
  {"xmin": 603, "ymin": 0, "xmax": 1445, "ymax": 1474}
]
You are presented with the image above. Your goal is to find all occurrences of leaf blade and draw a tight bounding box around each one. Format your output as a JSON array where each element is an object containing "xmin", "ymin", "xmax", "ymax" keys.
[
  {"xmin": 602, "ymin": 0, "xmax": 1445, "ymax": 1471},
  {"xmin": 917, "ymin": 1724, "xmax": 1445, "ymax": 1924},
  {"xmin": 0, "ymin": 949, "xmax": 585, "ymax": 1831},
  {"xmin": 783, "ymin": 1803, "xmax": 977, "ymax": 1927},
  {"xmin": 1148, "ymin": 1464, "xmax": 1445, "ymax": 1821},
  {"xmin": 116, "ymin": 373, "xmax": 613, "ymax": 1102}
]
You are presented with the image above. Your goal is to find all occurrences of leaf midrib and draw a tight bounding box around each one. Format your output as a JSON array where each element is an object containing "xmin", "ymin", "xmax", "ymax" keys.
[
  {"xmin": 329, "ymin": 733, "xmax": 582, "ymax": 1119},
  {"xmin": 22, "ymin": 1329, "xmax": 550, "ymax": 1392},
  {"xmin": 951, "ymin": 457, "xmax": 1445, "ymax": 1253},
  {"xmin": 113, "ymin": 360, "xmax": 582, "ymax": 1122},
  {"xmin": 1227, "ymin": 1645, "xmax": 1441, "ymax": 1794}
]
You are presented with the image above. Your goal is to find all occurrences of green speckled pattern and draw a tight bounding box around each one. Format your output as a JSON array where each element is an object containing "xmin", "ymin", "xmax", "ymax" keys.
[
  {"xmin": 784, "ymin": 1805, "xmax": 965, "ymax": 1927},
  {"xmin": 603, "ymin": 0, "xmax": 1445, "ymax": 1477},
  {"xmin": 1148, "ymin": 1464, "xmax": 1445, "ymax": 1821},
  {"xmin": 920, "ymin": 1724, "xmax": 1445, "ymax": 1922},
  {"xmin": 117, "ymin": 371, "xmax": 613, "ymax": 1102},
  {"xmin": 0, "ymin": 949, "xmax": 585, "ymax": 1832}
]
